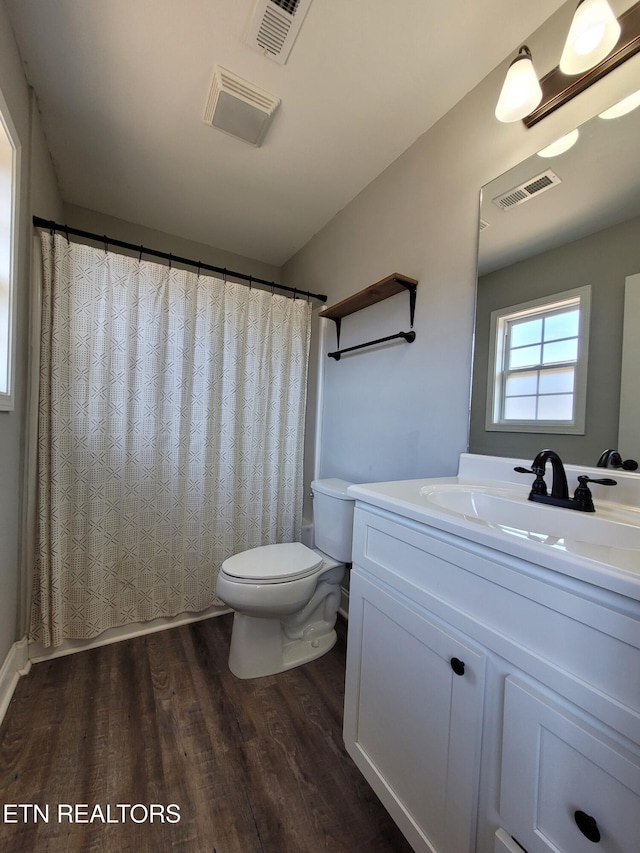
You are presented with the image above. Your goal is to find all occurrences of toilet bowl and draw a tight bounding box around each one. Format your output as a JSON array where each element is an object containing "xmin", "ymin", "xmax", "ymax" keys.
[{"xmin": 216, "ymin": 479, "xmax": 354, "ymax": 679}]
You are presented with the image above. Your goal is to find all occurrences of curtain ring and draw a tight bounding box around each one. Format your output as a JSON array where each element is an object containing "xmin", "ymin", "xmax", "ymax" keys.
[
  {"xmin": 249, "ymin": 275, "xmax": 252, "ymax": 291},
  {"xmin": 293, "ymin": 288, "xmax": 298, "ymax": 300},
  {"xmin": 223, "ymin": 268, "xmax": 227, "ymax": 284},
  {"xmin": 197, "ymin": 261, "xmax": 201, "ymax": 277},
  {"xmin": 168, "ymin": 253, "xmax": 172, "ymax": 269},
  {"xmin": 64, "ymin": 225, "xmax": 70, "ymax": 245},
  {"xmin": 103, "ymin": 235, "xmax": 108, "ymax": 253},
  {"xmin": 138, "ymin": 245, "xmax": 143, "ymax": 261}
]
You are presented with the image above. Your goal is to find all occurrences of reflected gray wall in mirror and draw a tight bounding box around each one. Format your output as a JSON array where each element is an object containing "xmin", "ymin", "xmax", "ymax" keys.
[{"xmin": 470, "ymin": 95, "xmax": 640, "ymax": 467}]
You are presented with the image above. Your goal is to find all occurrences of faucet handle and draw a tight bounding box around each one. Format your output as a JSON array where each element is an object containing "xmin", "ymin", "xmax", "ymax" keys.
[
  {"xmin": 573, "ymin": 475, "xmax": 617, "ymax": 512},
  {"xmin": 577, "ymin": 476, "xmax": 617, "ymax": 487},
  {"xmin": 514, "ymin": 466, "xmax": 547, "ymax": 495}
]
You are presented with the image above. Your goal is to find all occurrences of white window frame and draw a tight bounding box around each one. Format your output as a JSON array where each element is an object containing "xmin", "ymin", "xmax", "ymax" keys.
[
  {"xmin": 485, "ymin": 285, "xmax": 591, "ymax": 434},
  {"xmin": 0, "ymin": 87, "xmax": 20, "ymax": 412}
]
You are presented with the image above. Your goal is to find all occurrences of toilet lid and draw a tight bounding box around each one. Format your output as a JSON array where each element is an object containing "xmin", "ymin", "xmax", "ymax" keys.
[{"xmin": 221, "ymin": 542, "xmax": 324, "ymax": 583}]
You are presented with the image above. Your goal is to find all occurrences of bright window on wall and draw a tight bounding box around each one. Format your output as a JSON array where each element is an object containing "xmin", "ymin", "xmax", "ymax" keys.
[
  {"xmin": 486, "ymin": 286, "xmax": 591, "ymax": 434},
  {"xmin": 0, "ymin": 90, "xmax": 18, "ymax": 411}
]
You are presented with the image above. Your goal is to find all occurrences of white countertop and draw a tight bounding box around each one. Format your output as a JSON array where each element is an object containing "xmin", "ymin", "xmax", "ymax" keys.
[{"xmin": 348, "ymin": 454, "xmax": 640, "ymax": 601}]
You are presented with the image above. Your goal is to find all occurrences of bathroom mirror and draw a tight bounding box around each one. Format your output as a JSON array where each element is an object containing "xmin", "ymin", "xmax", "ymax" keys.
[{"xmin": 469, "ymin": 84, "xmax": 640, "ymax": 467}]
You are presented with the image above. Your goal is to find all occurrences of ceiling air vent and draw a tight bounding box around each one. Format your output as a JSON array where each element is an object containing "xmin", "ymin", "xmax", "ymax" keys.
[
  {"xmin": 203, "ymin": 66, "xmax": 281, "ymax": 146},
  {"xmin": 492, "ymin": 169, "xmax": 562, "ymax": 211},
  {"xmin": 245, "ymin": 0, "xmax": 314, "ymax": 64}
]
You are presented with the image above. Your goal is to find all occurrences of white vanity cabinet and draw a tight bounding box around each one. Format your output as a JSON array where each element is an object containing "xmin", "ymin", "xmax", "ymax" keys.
[
  {"xmin": 344, "ymin": 502, "xmax": 640, "ymax": 853},
  {"xmin": 343, "ymin": 566, "xmax": 486, "ymax": 853}
]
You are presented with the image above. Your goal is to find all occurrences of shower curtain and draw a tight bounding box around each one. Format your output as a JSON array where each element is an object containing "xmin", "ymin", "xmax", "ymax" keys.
[{"xmin": 31, "ymin": 232, "xmax": 312, "ymax": 647}]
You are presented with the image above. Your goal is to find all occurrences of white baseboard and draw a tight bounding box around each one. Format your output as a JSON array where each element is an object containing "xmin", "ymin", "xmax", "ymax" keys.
[
  {"xmin": 0, "ymin": 637, "xmax": 31, "ymax": 726},
  {"xmin": 28, "ymin": 604, "xmax": 231, "ymax": 664},
  {"xmin": 1, "ymin": 608, "xmax": 232, "ymax": 724}
]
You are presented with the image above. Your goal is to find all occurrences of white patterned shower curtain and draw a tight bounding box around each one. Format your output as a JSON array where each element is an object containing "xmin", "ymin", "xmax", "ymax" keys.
[{"xmin": 31, "ymin": 232, "xmax": 312, "ymax": 647}]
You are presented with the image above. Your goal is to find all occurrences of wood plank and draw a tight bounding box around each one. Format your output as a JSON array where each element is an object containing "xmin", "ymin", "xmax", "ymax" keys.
[
  {"xmin": 319, "ymin": 273, "xmax": 418, "ymax": 320},
  {"xmin": 0, "ymin": 615, "xmax": 413, "ymax": 852}
]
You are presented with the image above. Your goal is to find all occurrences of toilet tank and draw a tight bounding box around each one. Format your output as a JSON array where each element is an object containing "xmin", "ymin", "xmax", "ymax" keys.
[{"xmin": 310, "ymin": 478, "xmax": 355, "ymax": 562}]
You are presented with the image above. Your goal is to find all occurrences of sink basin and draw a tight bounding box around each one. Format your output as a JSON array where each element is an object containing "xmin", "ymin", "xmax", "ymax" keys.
[
  {"xmin": 418, "ymin": 483, "xmax": 640, "ymax": 551},
  {"xmin": 347, "ymin": 456, "xmax": 640, "ymax": 596}
]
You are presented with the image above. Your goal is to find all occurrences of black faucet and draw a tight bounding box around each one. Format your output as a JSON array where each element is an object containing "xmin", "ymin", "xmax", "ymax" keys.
[
  {"xmin": 533, "ymin": 449, "xmax": 569, "ymax": 499},
  {"xmin": 515, "ymin": 449, "xmax": 617, "ymax": 512},
  {"xmin": 596, "ymin": 449, "xmax": 638, "ymax": 471}
]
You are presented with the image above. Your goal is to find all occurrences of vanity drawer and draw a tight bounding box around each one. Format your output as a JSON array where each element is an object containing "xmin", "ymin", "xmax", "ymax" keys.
[{"xmin": 500, "ymin": 676, "xmax": 640, "ymax": 853}]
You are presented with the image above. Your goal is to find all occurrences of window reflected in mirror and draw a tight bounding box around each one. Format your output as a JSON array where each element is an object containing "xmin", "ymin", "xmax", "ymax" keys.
[{"xmin": 487, "ymin": 287, "xmax": 590, "ymax": 434}]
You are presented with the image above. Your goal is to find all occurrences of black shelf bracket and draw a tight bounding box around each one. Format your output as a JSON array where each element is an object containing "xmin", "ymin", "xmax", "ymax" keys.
[
  {"xmin": 328, "ymin": 330, "xmax": 416, "ymax": 361},
  {"xmin": 329, "ymin": 317, "xmax": 342, "ymax": 348},
  {"xmin": 398, "ymin": 280, "xmax": 417, "ymax": 328}
]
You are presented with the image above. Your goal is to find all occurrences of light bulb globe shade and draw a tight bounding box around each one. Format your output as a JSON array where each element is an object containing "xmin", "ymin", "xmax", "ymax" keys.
[
  {"xmin": 560, "ymin": 0, "xmax": 621, "ymax": 75},
  {"xmin": 495, "ymin": 48, "xmax": 543, "ymax": 123},
  {"xmin": 598, "ymin": 89, "xmax": 640, "ymax": 119},
  {"xmin": 537, "ymin": 128, "xmax": 580, "ymax": 157}
]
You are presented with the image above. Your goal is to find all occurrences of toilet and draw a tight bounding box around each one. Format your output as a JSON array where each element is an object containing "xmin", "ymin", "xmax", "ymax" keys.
[{"xmin": 216, "ymin": 478, "xmax": 354, "ymax": 679}]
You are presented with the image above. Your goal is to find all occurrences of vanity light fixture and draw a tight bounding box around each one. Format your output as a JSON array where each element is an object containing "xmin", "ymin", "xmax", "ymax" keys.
[
  {"xmin": 537, "ymin": 128, "xmax": 580, "ymax": 157},
  {"xmin": 496, "ymin": 1, "xmax": 640, "ymax": 126},
  {"xmin": 598, "ymin": 87, "xmax": 640, "ymax": 117},
  {"xmin": 560, "ymin": 0, "xmax": 621, "ymax": 75},
  {"xmin": 494, "ymin": 46, "xmax": 543, "ymax": 123}
]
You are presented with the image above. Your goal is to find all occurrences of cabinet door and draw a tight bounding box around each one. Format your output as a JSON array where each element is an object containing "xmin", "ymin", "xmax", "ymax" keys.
[
  {"xmin": 500, "ymin": 676, "xmax": 640, "ymax": 852},
  {"xmin": 344, "ymin": 568, "xmax": 486, "ymax": 853}
]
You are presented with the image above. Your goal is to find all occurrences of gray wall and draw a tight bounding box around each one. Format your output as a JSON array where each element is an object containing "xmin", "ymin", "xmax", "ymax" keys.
[
  {"xmin": 63, "ymin": 204, "xmax": 282, "ymax": 284},
  {"xmin": 0, "ymin": 1, "xmax": 63, "ymax": 664},
  {"xmin": 470, "ymin": 215, "xmax": 640, "ymax": 465},
  {"xmin": 283, "ymin": 2, "xmax": 640, "ymax": 508}
]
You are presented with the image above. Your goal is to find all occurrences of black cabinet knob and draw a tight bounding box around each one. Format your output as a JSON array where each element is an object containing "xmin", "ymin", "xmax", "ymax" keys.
[
  {"xmin": 574, "ymin": 810, "xmax": 601, "ymax": 843},
  {"xmin": 450, "ymin": 657, "xmax": 465, "ymax": 676}
]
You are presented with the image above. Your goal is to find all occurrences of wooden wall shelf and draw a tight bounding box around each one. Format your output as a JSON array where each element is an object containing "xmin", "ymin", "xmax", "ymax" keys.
[
  {"xmin": 319, "ymin": 273, "xmax": 418, "ymax": 321},
  {"xmin": 320, "ymin": 272, "xmax": 418, "ymax": 358}
]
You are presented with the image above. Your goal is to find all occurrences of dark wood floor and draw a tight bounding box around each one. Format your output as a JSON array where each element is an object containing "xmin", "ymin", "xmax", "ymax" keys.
[{"xmin": 0, "ymin": 614, "xmax": 412, "ymax": 852}]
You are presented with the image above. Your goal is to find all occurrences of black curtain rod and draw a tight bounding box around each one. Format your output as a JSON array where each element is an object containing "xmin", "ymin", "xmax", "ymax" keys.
[
  {"xmin": 32, "ymin": 217, "xmax": 327, "ymax": 303},
  {"xmin": 328, "ymin": 330, "xmax": 416, "ymax": 361}
]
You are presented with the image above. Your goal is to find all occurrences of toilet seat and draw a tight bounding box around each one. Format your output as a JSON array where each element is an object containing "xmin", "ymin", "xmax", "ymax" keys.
[{"xmin": 221, "ymin": 542, "xmax": 324, "ymax": 584}]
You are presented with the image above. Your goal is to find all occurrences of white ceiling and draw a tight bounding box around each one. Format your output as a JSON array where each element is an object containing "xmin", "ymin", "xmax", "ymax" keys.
[{"xmin": 6, "ymin": 0, "xmax": 567, "ymax": 266}]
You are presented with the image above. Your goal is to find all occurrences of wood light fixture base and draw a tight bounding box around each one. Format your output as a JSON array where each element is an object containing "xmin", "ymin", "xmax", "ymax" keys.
[{"xmin": 524, "ymin": 1, "xmax": 640, "ymax": 127}]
